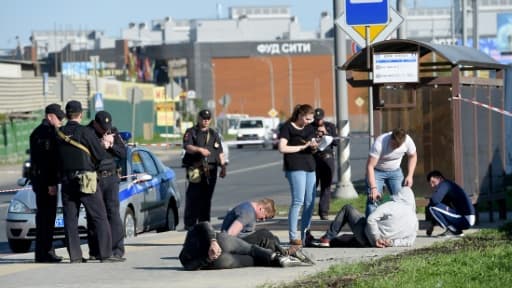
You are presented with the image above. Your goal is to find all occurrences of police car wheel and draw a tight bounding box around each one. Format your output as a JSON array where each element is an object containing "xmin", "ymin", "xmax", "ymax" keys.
[
  {"xmin": 157, "ymin": 205, "xmax": 177, "ymax": 232},
  {"xmin": 124, "ymin": 208, "xmax": 136, "ymax": 238}
]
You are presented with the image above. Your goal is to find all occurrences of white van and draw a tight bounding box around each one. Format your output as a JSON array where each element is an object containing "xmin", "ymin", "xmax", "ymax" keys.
[{"xmin": 235, "ymin": 117, "xmax": 273, "ymax": 148}]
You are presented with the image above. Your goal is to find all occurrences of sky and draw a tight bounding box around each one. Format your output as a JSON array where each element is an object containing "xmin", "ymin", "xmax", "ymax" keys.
[{"xmin": 0, "ymin": 0, "xmax": 451, "ymax": 49}]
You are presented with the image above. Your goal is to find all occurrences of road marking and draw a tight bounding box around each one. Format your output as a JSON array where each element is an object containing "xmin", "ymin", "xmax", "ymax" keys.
[{"xmin": 174, "ymin": 160, "xmax": 282, "ymax": 184}]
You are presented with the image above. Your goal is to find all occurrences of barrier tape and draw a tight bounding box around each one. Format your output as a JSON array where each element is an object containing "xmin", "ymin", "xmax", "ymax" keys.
[
  {"xmin": 451, "ymin": 95, "xmax": 512, "ymax": 118},
  {"xmin": 0, "ymin": 173, "xmax": 148, "ymax": 194}
]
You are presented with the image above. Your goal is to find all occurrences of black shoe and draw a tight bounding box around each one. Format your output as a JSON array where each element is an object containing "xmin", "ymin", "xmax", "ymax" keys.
[
  {"xmin": 319, "ymin": 215, "xmax": 329, "ymax": 220},
  {"xmin": 88, "ymin": 255, "xmax": 99, "ymax": 261},
  {"xmin": 70, "ymin": 258, "xmax": 88, "ymax": 264},
  {"xmin": 35, "ymin": 255, "xmax": 63, "ymax": 263},
  {"xmin": 100, "ymin": 256, "xmax": 126, "ymax": 263}
]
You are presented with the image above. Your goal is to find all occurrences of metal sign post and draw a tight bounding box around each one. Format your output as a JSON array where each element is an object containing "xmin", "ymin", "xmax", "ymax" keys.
[{"xmin": 366, "ymin": 26, "xmax": 374, "ymax": 148}]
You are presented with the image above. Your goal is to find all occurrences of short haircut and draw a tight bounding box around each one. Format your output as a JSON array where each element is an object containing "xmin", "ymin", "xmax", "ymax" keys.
[
  {"xmin": 426, "ymin": 170, "xmax": 444, "ymax": 182},
  {"xmin": 256, "ymin": 198, "xmax": 276, "ymax": 219},
  {"xmin": 391, "ymin": 128, "xmax": 407, "ymax": 146}
]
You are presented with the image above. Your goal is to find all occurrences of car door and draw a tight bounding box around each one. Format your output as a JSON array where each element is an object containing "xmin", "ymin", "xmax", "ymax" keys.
[{"xmin": 136, "ymin": 150, "xmax": 167, "ymax": 229}]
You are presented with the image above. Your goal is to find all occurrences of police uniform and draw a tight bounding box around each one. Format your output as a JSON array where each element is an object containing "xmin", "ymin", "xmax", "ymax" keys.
[
  {"xmin": 86, "ymin": 111, "xmax": 127, "ymax": 259},
  {"xmin": 312, "ymin": 108, "xmax": 338, "ymax": 220},
  {"xmin": 57, "ymin": 100, "xmax": 116, "ymax": 263},
  {"xmin": 29, "ymin": 103, "xmax": 65, "ymax": 263},
  {"xmin": 182, "ymin": 109, "xmax": 226, "ymax": 229}
]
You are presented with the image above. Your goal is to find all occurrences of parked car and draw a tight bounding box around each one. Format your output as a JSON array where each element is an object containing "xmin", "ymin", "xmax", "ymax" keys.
[
  {"xmin": 235, "ymin": 117, "xmax": 273, "ymax": 148},
  {"xmin": 6, "ymin": 143, "xmax": 181, "ymax": 253}
]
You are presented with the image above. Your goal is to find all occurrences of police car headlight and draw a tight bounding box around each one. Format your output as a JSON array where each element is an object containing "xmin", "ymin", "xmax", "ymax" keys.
[{"xmin": 8, "ymin": 199, "xmax": 31, "ymax": 213}]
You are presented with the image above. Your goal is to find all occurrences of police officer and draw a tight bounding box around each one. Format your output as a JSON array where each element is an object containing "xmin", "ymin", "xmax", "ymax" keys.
[
  {"xmin": 57, "ymin": 100, "xmax": 122, "ymax": 263},
  {"xmin": 312, "ymin": 108, "xmax": 338, "ymax": 220},
  {"xmin": 86, "ymin": 111, "xmax": 127, "ymax": 260},
  {"xmin": 182, "ymin": 109, "xmax": 227, "ymax": 230},
  {"xmin": 29, "ymin": 103, "xmax": 65, "ymax": 263}
]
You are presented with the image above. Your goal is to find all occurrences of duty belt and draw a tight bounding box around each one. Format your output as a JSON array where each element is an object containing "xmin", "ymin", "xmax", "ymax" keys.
[{"xmin": 98, "ymin": 170, "xmax": 116, "ymax": 178}]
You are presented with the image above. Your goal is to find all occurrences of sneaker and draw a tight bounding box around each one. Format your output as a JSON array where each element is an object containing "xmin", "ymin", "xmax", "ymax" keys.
[
  {"xmin": 290, "ymin": 248, "xmax": 315, "ymax": 265},
  {"xmin": 436, "ymin": 229, "xmax": 464, "ymax": 238},
  {"xmin": 278, "ymin": 255, "xmax": 306, "ymax": 268},
  {"xmin": 318, "ymin": 236, "xmax": 330, "ymax": 247},
  {"xmin": 289, "ymin": 239, "xmax": 302, "ymax": 246},
  {"xmin": 304, "ymin": 230, "xmax": 316, "ymax": 247},
  {"xmin": 426, "ymin": 223, "xmax": 434, "ymax": 237}
]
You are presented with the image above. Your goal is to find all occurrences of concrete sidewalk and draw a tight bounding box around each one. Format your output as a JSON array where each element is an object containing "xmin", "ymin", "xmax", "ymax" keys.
[{"xmin": 0, "ymin": 213, "xmax": 509, "ymax": 288}]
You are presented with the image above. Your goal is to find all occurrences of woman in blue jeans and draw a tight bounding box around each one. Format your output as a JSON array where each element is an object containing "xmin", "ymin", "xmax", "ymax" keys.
[{"xmin": 278, "ymin": 104, "xmax": 318, "ymax": 245}]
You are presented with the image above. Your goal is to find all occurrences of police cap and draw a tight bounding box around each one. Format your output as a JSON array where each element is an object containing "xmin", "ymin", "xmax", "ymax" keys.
[
  {"xmin": 198, "ymin": 109, "xmax": 212, "ymax": 119},
  {"xmin": 65, "ymin": 100, "xmax": 83, "ymax": 114},
  {"xmin": 94, "ymin": 110, "xmax": 113, "ymax": 131},
  {"xmin": 314, "ymin": 108, "xmax": 325, "ymax": 120},
  {"xmin": 45, "ymin": 103, "xmax": 65, "ymax": 120}
]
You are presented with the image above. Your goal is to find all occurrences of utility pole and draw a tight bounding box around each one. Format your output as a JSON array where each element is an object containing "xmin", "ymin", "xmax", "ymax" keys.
[{"xmin": 333, "ymin": 0, "xmax": 357, "ymax": 199}]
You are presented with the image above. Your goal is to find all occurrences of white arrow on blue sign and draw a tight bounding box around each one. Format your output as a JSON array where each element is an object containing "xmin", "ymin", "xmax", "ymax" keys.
[{"xmin": 345, "ymin": 0, "xmax": 389, "ymax": 26}]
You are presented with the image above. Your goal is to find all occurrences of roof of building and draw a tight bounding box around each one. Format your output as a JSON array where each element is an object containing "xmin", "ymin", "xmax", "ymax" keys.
[{"xmin": 342, "ymin": 39, "xmax": 506, "ymax": 71}]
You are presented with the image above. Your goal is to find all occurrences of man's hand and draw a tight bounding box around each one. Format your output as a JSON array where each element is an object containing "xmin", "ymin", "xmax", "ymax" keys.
[
  {"xmin": 375, "ymin": 239, "xmax": 392, "ymax": 248},
  {"xmin": 48, "ymin": 185, "xmax": 57, "ymax": 196},
  {"xmin": 403, "ymin": 175, "xmax": 413, "ymax": 187},
  {"xmin": 208, "ymin": 239, "xmax": 222, "ymax": 261},
  {"xmin": 199, "ymin": 147, "xmax": 211, "ymax": 157},
  {"xmin": 101, "ymin": 134, "xmax": 114, "ymax": 149},
  {"xmin": 369, "ymin": 187, "xmax": 381, "ymax": 202},
  {"xmin": 219, "ymin": 165, "xmax": 227, "ymax": 178}
]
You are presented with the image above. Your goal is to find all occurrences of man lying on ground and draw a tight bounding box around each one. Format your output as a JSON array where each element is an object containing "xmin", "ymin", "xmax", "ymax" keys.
[
  {"xmin": 179, "ymin": 222, "xmax": 313, "ymax": 270},
  {"xmin": 305, "ymin": 187, "xmax": 418, "ymax": 248}
]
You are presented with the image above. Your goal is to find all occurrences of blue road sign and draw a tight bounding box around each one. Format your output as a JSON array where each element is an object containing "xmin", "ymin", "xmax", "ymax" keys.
[{"xmin": 345, "ymin": 0, "xmax": 389, "ymax": 26}]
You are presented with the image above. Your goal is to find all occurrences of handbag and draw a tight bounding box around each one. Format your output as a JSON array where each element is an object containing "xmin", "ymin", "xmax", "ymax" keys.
[
  {"xmin": 56, "ymin": 128, "xmax": 98, "ymax": 193},
  {"xmin": 76, "ymin": 171, "xmax": 98, "ymax": 194},
  {"xmin": 187, "ymin": 167, "xmax": 202, "ymax": 183}
]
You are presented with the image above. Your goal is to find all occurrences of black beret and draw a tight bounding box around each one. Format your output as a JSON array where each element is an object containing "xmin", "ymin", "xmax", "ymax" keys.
[
  {"xmin": 94, "ymin": 110, "xmax": 113, "ymax": 131},
  {"xmin": 314, "ymin": 108, "xmax": 325, "ymax": 120},
  {"xmin": 198, "ymin": 109, "xmax": 212, "ymax": 119},
  {"xmin": 45, "ymin": 103, "xmax": 65, "ymax": 120},
  {"xmin": 65, "ymin": 100, "xmax": 82, "ymax": 114}
]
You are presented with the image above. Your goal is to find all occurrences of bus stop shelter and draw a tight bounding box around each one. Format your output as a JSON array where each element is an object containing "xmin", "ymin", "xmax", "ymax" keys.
[{"xmin": 342, "ymin": 39, "xmax": 508, "ymax": 220}]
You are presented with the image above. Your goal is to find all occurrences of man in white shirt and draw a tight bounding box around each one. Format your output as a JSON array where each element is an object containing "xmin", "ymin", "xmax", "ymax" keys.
[{"xmin": 366, "ymin": 128, "xmax": 417, "ymax": 216}]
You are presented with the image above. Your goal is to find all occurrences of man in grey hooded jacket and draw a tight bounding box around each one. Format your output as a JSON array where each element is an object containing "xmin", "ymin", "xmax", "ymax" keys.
[{"xmin": 305, "ymin": 187, "xmax": 418, "ymax": 248}]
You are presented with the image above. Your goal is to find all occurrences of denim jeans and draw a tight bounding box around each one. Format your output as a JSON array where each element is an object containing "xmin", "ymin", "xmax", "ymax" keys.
[
  {"xmin": 285, "ymin": 170, "xmax": 316, "ymax": 241},
  {"xmin": 365, "ymin": 168, "xmax": 403, "ymax": 216}
]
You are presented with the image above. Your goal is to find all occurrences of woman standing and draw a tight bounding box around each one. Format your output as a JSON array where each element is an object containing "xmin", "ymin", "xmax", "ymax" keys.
[{"xmin": 278, "ymin": 104, "xmax": 318, "ymax": 245}]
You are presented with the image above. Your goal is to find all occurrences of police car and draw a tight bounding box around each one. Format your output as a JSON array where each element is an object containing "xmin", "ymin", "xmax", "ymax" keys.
[{"xmin": 6, "ymin": 132, "xmax": 181, "ymax": 253}]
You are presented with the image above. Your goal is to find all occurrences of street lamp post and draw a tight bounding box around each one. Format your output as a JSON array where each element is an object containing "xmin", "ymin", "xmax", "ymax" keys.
[
  {"xmin": 284, "ymin": 55, "xmax": 293, "ymax": 114},
  {"xmin": 255, "ymin": 57, "xmax": 275, "ymax": 112}
]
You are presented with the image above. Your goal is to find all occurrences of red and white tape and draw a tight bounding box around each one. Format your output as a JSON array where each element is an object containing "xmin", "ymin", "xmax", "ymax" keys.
[
  {"xmin": 451, "ymin": 95, "xmax": 512, "ymax": 118},
  {"xmin": 0, "ymin": 173, "xmax": 148, "ymax": 194}
]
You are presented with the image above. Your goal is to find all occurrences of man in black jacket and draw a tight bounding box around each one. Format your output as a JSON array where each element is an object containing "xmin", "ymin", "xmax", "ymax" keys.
[
  {"xmin": 86, "ymin": 111, "xmax": 127, "ymax": 260},
  {"xmin": 29, "ymin": 103, "xmax": 65, "ymax": 263},
  {"xmin": 179, "ymin": 222, "xmax": 309, "ymax": 270},
  {"xmin": 57, "ymin": 100, "xmax": 122, "ymax": 263}
]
